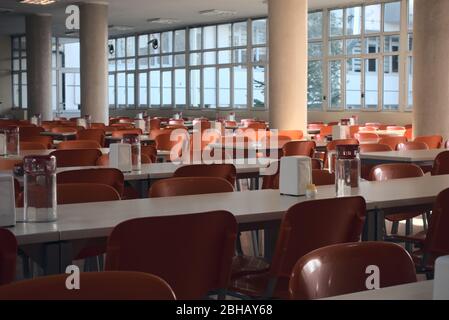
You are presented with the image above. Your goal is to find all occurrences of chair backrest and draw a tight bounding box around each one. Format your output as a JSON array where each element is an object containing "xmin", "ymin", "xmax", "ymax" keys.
[
  {"xmin": 51, "ymin": 126, "xmax": 81, "ymax": 134},
  {"xmin": 50, "ymin": 149, "xmax": 102, "ymax": 167},
  {"xmin": 326, "ymin": 139, "xmax": 359, "ymax": 152},
  {"xmin": 354, "ymin": 132, "xmax": 379, "ymax": 143},
  {"xmin": 155, "ymin": 130, "xmax": 189, "ymax": 154},
  {"xmin": 319, "ymin": 126, "xmax": 333, "ymax": 137},
  {"xmin": 269, "ymin": 197, "xmax": 366, "ymax": 278},
  {"xmin": 149, "ymin": 118, "xmax": 161, "ymax": 130},
  {"xmin": 141, "ymin": 145, "xmax": 157, "ymax": 163},
  {"xmin": 57, "ymin": 183, "xmax": 120, "ymax": 204},
  {"xmin": 312, "ymin": 170, "xmax": 335, "ymax": 186},
  {"xmin": 431, "ymin": 151, "xmax": 449, "ymax": 176},
  {"xmin": 423, "ymin": 188, "xmax": 449, "ymax": 259},
  {"xmin": 90, "ymin": 123, "xmax": 106, "ymax": 129},
  {"xmin": 57, "ymin": 168, "xmax": 124, "ymax": 196},
  {"xmin": 386, "ymin": 126, "xmax": 406, "ymax": 131},
  {"xmin": 0, "ymin": 228, "xmax": 17, "ymax": 286},
  {"xmin": 0, "ymin": 271, "xmax": 176, "ymax": 300},
  {"xmin": 149, "ymin": 177, "xmax": 234, "ymax": 198},
  {"xmin": 57, "ymin": 140, "xmax": 102, "ymax": 150},
  {"xmin": 19, "ymin": 142, "xmax": 47, "ymax": 151},
  {"xmin": 289, "ymin": 242, "xmax": 417, "ymax": 300},
  {"xmin": 414, "ymin": 135, "xmax": 443, "ymax": 149},
  {"xmin": 19, "ymin": 126, "xmax": 44, "ymax": 140},
  {"xmin": 396, "ymin": 141, "xmax": 429, "ymax": 151},
  {"xmin": 282, "ymin": 141, "xmax": 315, "ymax": 157},
  {"xmin": 111, "ymin": 129, "xmax": 143, "ymax": 138},
  {"xmin": 0, "ymin": 158, "xmax": 22, "ymax": 171},
  {"xmin": 105, "ymin": 211, "xmax": 237, "ymax": 299},
  {"xmin": 76, "ymin": 129, "xmax": 106, "ymax": 146},
  {"xmin": 278, "ymin": 130, "xmax": 303, "ymax": 141},
  {"xmin": 378, "ymin": 136, "xmax": 407, "ymax": 150},
  {"xmin": 359, "ymin": 143, "xmax": 392, "ymax": 153},
  {"xmin": 370, "ymin": 163, "xmax": 424, "ymax": 181},
  {"xmin": 262, "ymin": 160, "xmax": 281, "ymax": 190},
  {"xmin": 173, "ymin": 164, "xmax": 237, "ymax": 185},
  {"xmin": 20, "ymin": 135, "xmax": 53, "ymax": 148}
]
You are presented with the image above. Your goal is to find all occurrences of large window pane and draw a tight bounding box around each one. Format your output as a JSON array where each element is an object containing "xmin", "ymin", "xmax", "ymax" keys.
[
  {"xmin": 365, "ymin": 58, "xmax": 378, "ymax": 109},
  {"xmin": 253, "ymin": 65, "xmax": 265, "ymax": 107},
  {"xmin": 308, "ymin": 42, "xmax": 322, "ymax": 58},
  {"xmin": 234, "ymin": 66, "xmax": 247, "ymax": 108},
  {"xmin": 329, "ymin": 40, "xmax": 343, "ymax": 56},
  {"xmin": 175, "ymin": 69, "xmax": 186, "ymax": 106},
  {"xmin": 329, "ymin": 9, "xmax": 344, "ymax": 37},
  {"xmin": 408, "ymin": 0, "xmax": 414, "ymax": 30},
  {"xmin": 384, "ymin": 2, "xmax": 401, "ymax": 32},
  {"xmin": 127, "ymin": 73, "xmax": 135, "ymax": 106},
  {"xmin": 61, "ymin": 39, "xmax": 80, "ymax": 68},
  {"xmin": 383, "ymin": 55, "xmax": 399, "ymax": 110},
  {"xmin": 149, "ymin": 33, "xmax": 160, "ymax": 55},
  {"xmin": 126, "ymin": 37, "xmax": 135, "ymax": 57},
  {"xmin": 346, "ymin": 58, "xmax": 361, "ymax": 110},
  {"xmin": 139, "ymin": 72, "xmax": 147, "ymax": 107},
  {"xmin": 116, "ymin": 38, "xmax": 126, "ymax": 58},
  {"xmin": 138, "ymin": 35, "xmax": 148, "ymax": 56},
  {"xmin": 308, "ymin": 12, "xmax": 323, "ymax": 40},
  {"xmin": 365, "ymin": 37, "xmax": 381, "ymax": 54},
  {"xmin": 346, "ymin": 7, "xmax": 362, "ymax": 35},
  {"xmin": 384, "ymin": 35, "xmax": 400, "ymax": 53},
  {"xmin": 190, "ymin": 69, "xmax": 201, "ymax": 107},
  {"xmin": 203, "ymin": 67, "xmax": 216, "ymax": 108},
  {"xmin": 346, "ymin": 38, "xmax": 361, "ymax": 55},
  {"xmin": 252, "ymin": 48, "xmax": 267, "ymax": 63},
  {"xmin": 329, "ymin": 61, "xmax": 342, "ymax": 109},
  {"xmin": 161, "ymin": 31, "xmax": 173, "ymax": 53},
  {"xmin": 252, "ymin": 19, "xmax": 267, "ymax": 45},
  {"xmin": 174, "ymin": 30, "xmax": 186, "ymax": 52},
  {"xmin": 407, "ymin": 56, "xmax": 413, "ymax": 109},
  {"xmin": 218, "ymin": 68, "xmax": 230, "ymax": 107},
  {"xmin": 307, "ymin": 61, "xmax": 323, "ymax": 110},
  {"xmin": 117, "ymin": 73, "xmax": 126, "ymax": 106},
  {"xmin": 162, "ymin": 71, "xmax": 172, "ymax": 106},
  {"xmin": 63, "ymin": 72, "xmax": 80, "ymax": 110},
  {"xmin": 365, "ymin": 4, "xmax": 381, "ymax": 34},
  {"xmin": 204, "ymin": 26, "xmax": 216, "ymax": 50},
  {"xmin": 218, "ymin": 24, "xmax": 231, "ymax": 48},
  {"xmin": 190, "ymin": 28, "xmax": 202, "ymax": 51},
  {"xmin": 233, "ymin": 22, "xmax": 247, "ymax": 46},
  {"xmin": 109, "ymin": 74, "xmax": 115, "ymax": 106},
  {"xmin": 150, "ymin": 71, "xmax": 160, "ymax": 107}
]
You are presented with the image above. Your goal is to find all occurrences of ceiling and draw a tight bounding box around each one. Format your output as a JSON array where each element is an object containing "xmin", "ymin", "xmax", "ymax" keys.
[{"xmin": 0, "ymin": 0, "xmax": 366, "ymax": 37}]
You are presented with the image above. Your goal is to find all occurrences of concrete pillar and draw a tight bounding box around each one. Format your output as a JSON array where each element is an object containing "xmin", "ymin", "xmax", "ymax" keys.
[
  {"xmin": 413, "ymin": 0, "xmax": 449, "ymax": 140},
  {"xmin": 268, "ymin": 0, "xmax": 308, "ymax": 132},
  {"xmin": 80, "ymin": 2, "xmax": 109, "ymax": 124},
  {"xmin": 26, "ymin": 14, "xmax": 52, "ymax": 121}
]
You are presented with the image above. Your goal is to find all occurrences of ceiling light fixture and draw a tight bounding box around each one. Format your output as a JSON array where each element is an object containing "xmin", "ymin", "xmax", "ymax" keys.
[
  {"xmin": 108, "ymin": 25, "xmax": 135, "ymax": 32},
  {"xmin": 147, "ymin": 18, "xmax": 180, "ymax": 25},
  {"xmin": 19, "ymin": 0, "xmax": 56, "ymax": 5},
  {"xmin": 199, "ymin": 9, "xmax": 237, "ymax": 17}
]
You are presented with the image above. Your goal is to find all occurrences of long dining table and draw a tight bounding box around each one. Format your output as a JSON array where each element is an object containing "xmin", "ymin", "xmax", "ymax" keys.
[
  {"xmin": 6, "ymin": 173, "xmax": 449, "ymax": 275},
  {"xmin": 360, "ymin": 149, "xmax": 446, "ymax": 166}
]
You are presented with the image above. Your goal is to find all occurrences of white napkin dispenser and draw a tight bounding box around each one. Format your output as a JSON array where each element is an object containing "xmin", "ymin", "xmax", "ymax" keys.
[
  {"xmin": 135, "ymin": 119, "xmax": 146, "ymax": 131},
  {"xmin": 109, "ymin": 143, "xmax": 132, "ymax": 172},
  {"xmin": 433, "ymin": 255, "xmax": 449, "ymax": 300},
  {"xmin": 0, "ymin": 133, "xmax": 6, "ymax": 156},
  {"xmin": 280, "ymin": 156, "xmax": 312, "ymax": 196},
  {"xmin": 76, "ymin": 118, "xmax": 87, "ymax": 129},
  {"xmin": 30, "ymin": 116, "xmax": 39, "ymax": 126},
  {"xmin": 332, "ymin": 125, "xmax": 349, "ymax": 140},
  {"xmin": 0, "ymin": 174, "xmax": 16, "ymax": 227}
]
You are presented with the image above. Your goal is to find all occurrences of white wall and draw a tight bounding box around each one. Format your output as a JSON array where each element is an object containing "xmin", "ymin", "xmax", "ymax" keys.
[{"xmin": 0, "ymin": 35, "xmax": 12, "ymax": 116}]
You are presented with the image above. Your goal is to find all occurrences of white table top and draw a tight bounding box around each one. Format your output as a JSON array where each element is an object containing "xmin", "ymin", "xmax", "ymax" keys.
[
  {"xmin": 4, "ymin": 148, "xmax": 110, "ymax": 161},
  {"xmin": 324, "ymin": 280, "xmax": 433, "ymax": 300},
  {"xmin": 8, "ymin": 174, "xmax": 449, "ymax": 244},
  {"xmin": 40, "ymin": 131, "xmax": 77, "ymax": 137},
  {"xmin": 105, "ymin": 135, "xmax": 153, "ymax": 142},
  {"xmin": 360, "ymin": 149, "xmax": 446, "ymax": 162}
]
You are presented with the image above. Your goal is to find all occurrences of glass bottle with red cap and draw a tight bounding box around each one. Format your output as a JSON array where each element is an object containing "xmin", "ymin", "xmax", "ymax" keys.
[
  {"xmin": 23, "ymin": 155, "xmax": 57, "ymax": 222},
  {"xmin": 335, "ymin": 144, "xmax": 360, "ymax": 197},
  {"xmin": 123, "ymin": 134, "xmax": 141, "ymax": 171}
]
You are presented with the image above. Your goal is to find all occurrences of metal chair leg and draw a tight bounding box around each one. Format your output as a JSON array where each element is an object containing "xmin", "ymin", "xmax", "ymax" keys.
[{"xmin": 251, "ymin": 230, "xmax": 260, "ymax": 257}]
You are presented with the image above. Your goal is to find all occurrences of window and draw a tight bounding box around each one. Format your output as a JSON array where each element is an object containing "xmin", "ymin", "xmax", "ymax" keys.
[{"xmin": 11, "ymin": 36, "xmax": 27, "ymax": 108}]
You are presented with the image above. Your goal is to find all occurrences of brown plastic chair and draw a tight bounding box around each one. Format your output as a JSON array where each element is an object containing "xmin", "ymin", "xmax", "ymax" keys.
[
  {"xmin": 19, "ymin": 126, "xmax": 44, "ymax": 140},
  {"xmin": 414, "ymin": 135, "xmax": 443, "ymax": 149},
  {"xmin": 325, "ymin": 139, "xmax": 359, "ymax": 169},
  {"xmin": 173, "ymin": 164, "xmax": 237, "ymax": 186},
  {"xmin": 289, "ymin": 242, "xmax": 417, "ymax": 300},
  {"xmin": 230, "ymin": 196, "xmax": 366, "ymax": 299},
  {"xmin": 359, "ymin": 143, "xmax": 393, "ymax": 180},
  {"xmin": 141, "ymin": 145, "xmax": 157, "ymax": 163},
  {"xmin": 105, "ymin": 211, "xmax": 237, "ymax": 299},
  {"xmin": 0, "ymin": 228, "xmax": 17, "ymax": 286},
  {"xmin": 278, "ymin": 130, "xmax": 303, "ymax": 140},
  {"xmin": 354, "ymin": 132, "xmax": 379, "ymax": 144},
  {"xmin": 57, "ymin": 168, "xmax": 125, "ymax": 197},
  {"xmin": 90, "ymin": 123, "xmax": 106, "ymax": 129},
  {"xmin": 148, "ymin": 118, "xmax": 161, "ymax": 130},
  {"xmin": 51, "ymin": 126, "xmax": 82, "ymax": 134},
  {"xmin": 312, "ymin": 170, "xmax": 335, "ymax": 186},
  {"xmin": 397, "ymin": 141, "xmax": 429, "ymax": 151},
  {"xmin": 57, "ymin": 140, "xmax": 102, "ymax": 150},
  {"xmin": 431, "ymin": 151, "xmax": 449, "ymax": 176},
  {"xmin": 20, "ymin": 136, "xmax": 53, "ymax": 149},
  {"xmin": 111, "ymin": 129, "xmax": 143, "ymax": 139},
  {"xmin": 282, "ymin": 141, "xmax": 315, "ymax": 157},
  {"xmin": 57, "ymin": 183, "xmax": 120, "ymax": 204},
  {"xmin": 0, "ymin": 158, "xmax": 22, "ymax": 171},
  {"xmin": 149, "ymin": 177, "xmax": 234, "ymax": 198},
  {"xmin": 19, "ymin": 142, "xmax": 47, "ymax": 150},
  {"xmin": 0, "ymin": 271, "xmax": 176, "ymax": 300},
  {"xmin": 76, "ymin": 129, "xmax": 106, "ymax": 146},
  {"xmin": 378, "ymin": 136, "xmax": 407, "ymax": 151},
  {"xmin": 49, "ymin": 149, "xmax": 102, "ymax": 167},
  {"xmin": 155, "ymin": 130, "xmax": 189, "ymax": 156}
]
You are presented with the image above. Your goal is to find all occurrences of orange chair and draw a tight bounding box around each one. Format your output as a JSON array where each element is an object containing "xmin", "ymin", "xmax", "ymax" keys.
[
  {"xmin": 105, "ymin": 211, "xmax": 237, "ymax": 299},
  {"xmin": 405, "ymin": 128, "xmax": 413, "ymax": 140},
  {"xmin": 354, "ymin": 132, "xmax": 379, "ymax": 144},
  {"xmin": 0, "ymin": 228, "xmax": 17, "ymax": 286},
  {"xmin": 19, "ymin": 126, "xmax": 44, "ymax": 140},
  {"xmin": 19, "ymin": 142, "xmax": 47, "ymax": 150},
  {"xmin": 0, "ymin": 158, "xmax": 22, "ymax": 171},
  {"xmin": 155, "ymin": 131, "xmax": 189, "ymax": 159},
  {"xmin": 174, "ymin": 164, "xmax": 237, "ymax": 186},
  {"xmin": 378, "ymin": 136, "xmax": 407, "ymax": 150},
  {"xmin": 387, "ymin": 126, "xmax": 406, "ymax": 131},
  {"xmin": 289, "ymin": 242, "xmax": 417, "ymax": 300},
  {"xmin": 230, "ymin": 197, "xmax": 366, "ymax": 299},
  {"xmin": 168, "ymin": 119, "xmax": 185, "ymax": 126},
  {"xmin": 359, "ymin": 143, "xmax": 393, "ymax": 180},
  {"xmin": 57, "ymin": 183, "xmax": 120, "ymax": 204},
  {"xmin": 148, "ymin": 118, "xmax": 161, "ymax": 130},
  {"xmin": 51, "ymin": 126, "xmax": 82, "ymax": 134},
  {"xmin": 76, "ymin": 129, "xmax": 106, "ymax": 146},
  {"xmin": 224, "ymin": 120, "xmax": 237, "ymax": 128},
  {"xmin": 348, "ymin": 125, "xmax": 360, "ymax": 138},
  {"xmin": 0, "ymin": 271, "xmax": 176, "ymax": 300},
  {"xmin": 20, "ymin": 135, "xmax": 53, "ymax": 149},
  {"xmin": 414, "ymin": 135, "xmax": 443, "ymax": 149},
  {"xmin": 282, "ymin": 141, "xmax": 315, "ymax": 157},
  {"xmin": 49, "ymin": 149, "xmax": 102, "ymax": 167},
  {"xmin": 149, "ymin": 177, "xmax": 234, "ymax": 198},
  {"xmin": 278, "ymin": 130, "xmax": 303, "ymax": 141},
  {"xmin": 431, "ymin": 151, "xmax": 449, "ymax": 176},
  {"xmin": 312, "ymin": 170, "xmax": 335, "ymax": 186},
  {"xmin": 141, "ymin": 145, "xmax": 157, "ymax": 163},
  {"xmin": 57, "ymin": 140, "xmax": 102, "ymax": 150},
  {"xmin": 90, "ymin": 123, "xmax": 106, "ymax": 129},
  {"xmin": 365, "ymin": 122, "xmax": 381, "ymax": 128},
  {"xmin": 370, "ymin": 164, "xmax": 426, "ymax": 240},
  {"xmin": 318, "ymin": 125, "xmax": 333, "ymax": 139},
  {"xmin": 111, "ymin": 129, "xmax": 143, "ymax": 139},
  {"xmin": 325, "ymin": 139, "xmax": 359, "ymax": 169},
  {"xmin": 57, "ymin": 168, "xmax": 125, "ymax": 197},
  {"xmin": 262, "ymin": 160, "xmax": 280, "ymax": 190},
  {"xmin": 397, "ymin": 141, "xmax": 429, "ymax": 151}
]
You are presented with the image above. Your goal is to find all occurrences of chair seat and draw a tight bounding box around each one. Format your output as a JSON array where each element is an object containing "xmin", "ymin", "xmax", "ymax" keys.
[
  {"xmin": 385, "ymin": 211, "xmax": 423, "ymax": 222},
  {"xmin": 229, "ymin": 272, "xmax": 290, "ymax": 299},
  {"xmin": 231, "ymin": 256, "xmax": 270, "ymax": 279}
]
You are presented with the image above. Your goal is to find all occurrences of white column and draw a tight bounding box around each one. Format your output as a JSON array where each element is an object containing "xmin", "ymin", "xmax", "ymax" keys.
[
  {"xmin": 26, "ymin": 14, "xmax": 52, "ymax": 121},
  {"xmin": 79, "ymin": 2, "xmax": 109, "ymax": 124},
  {"xmin": 268, "ymin": 0, "xmax": 308, "ymax": 132},
  {"xmin": 413, "ymin": 0, "xmax": 449, "ymax": 140}
]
